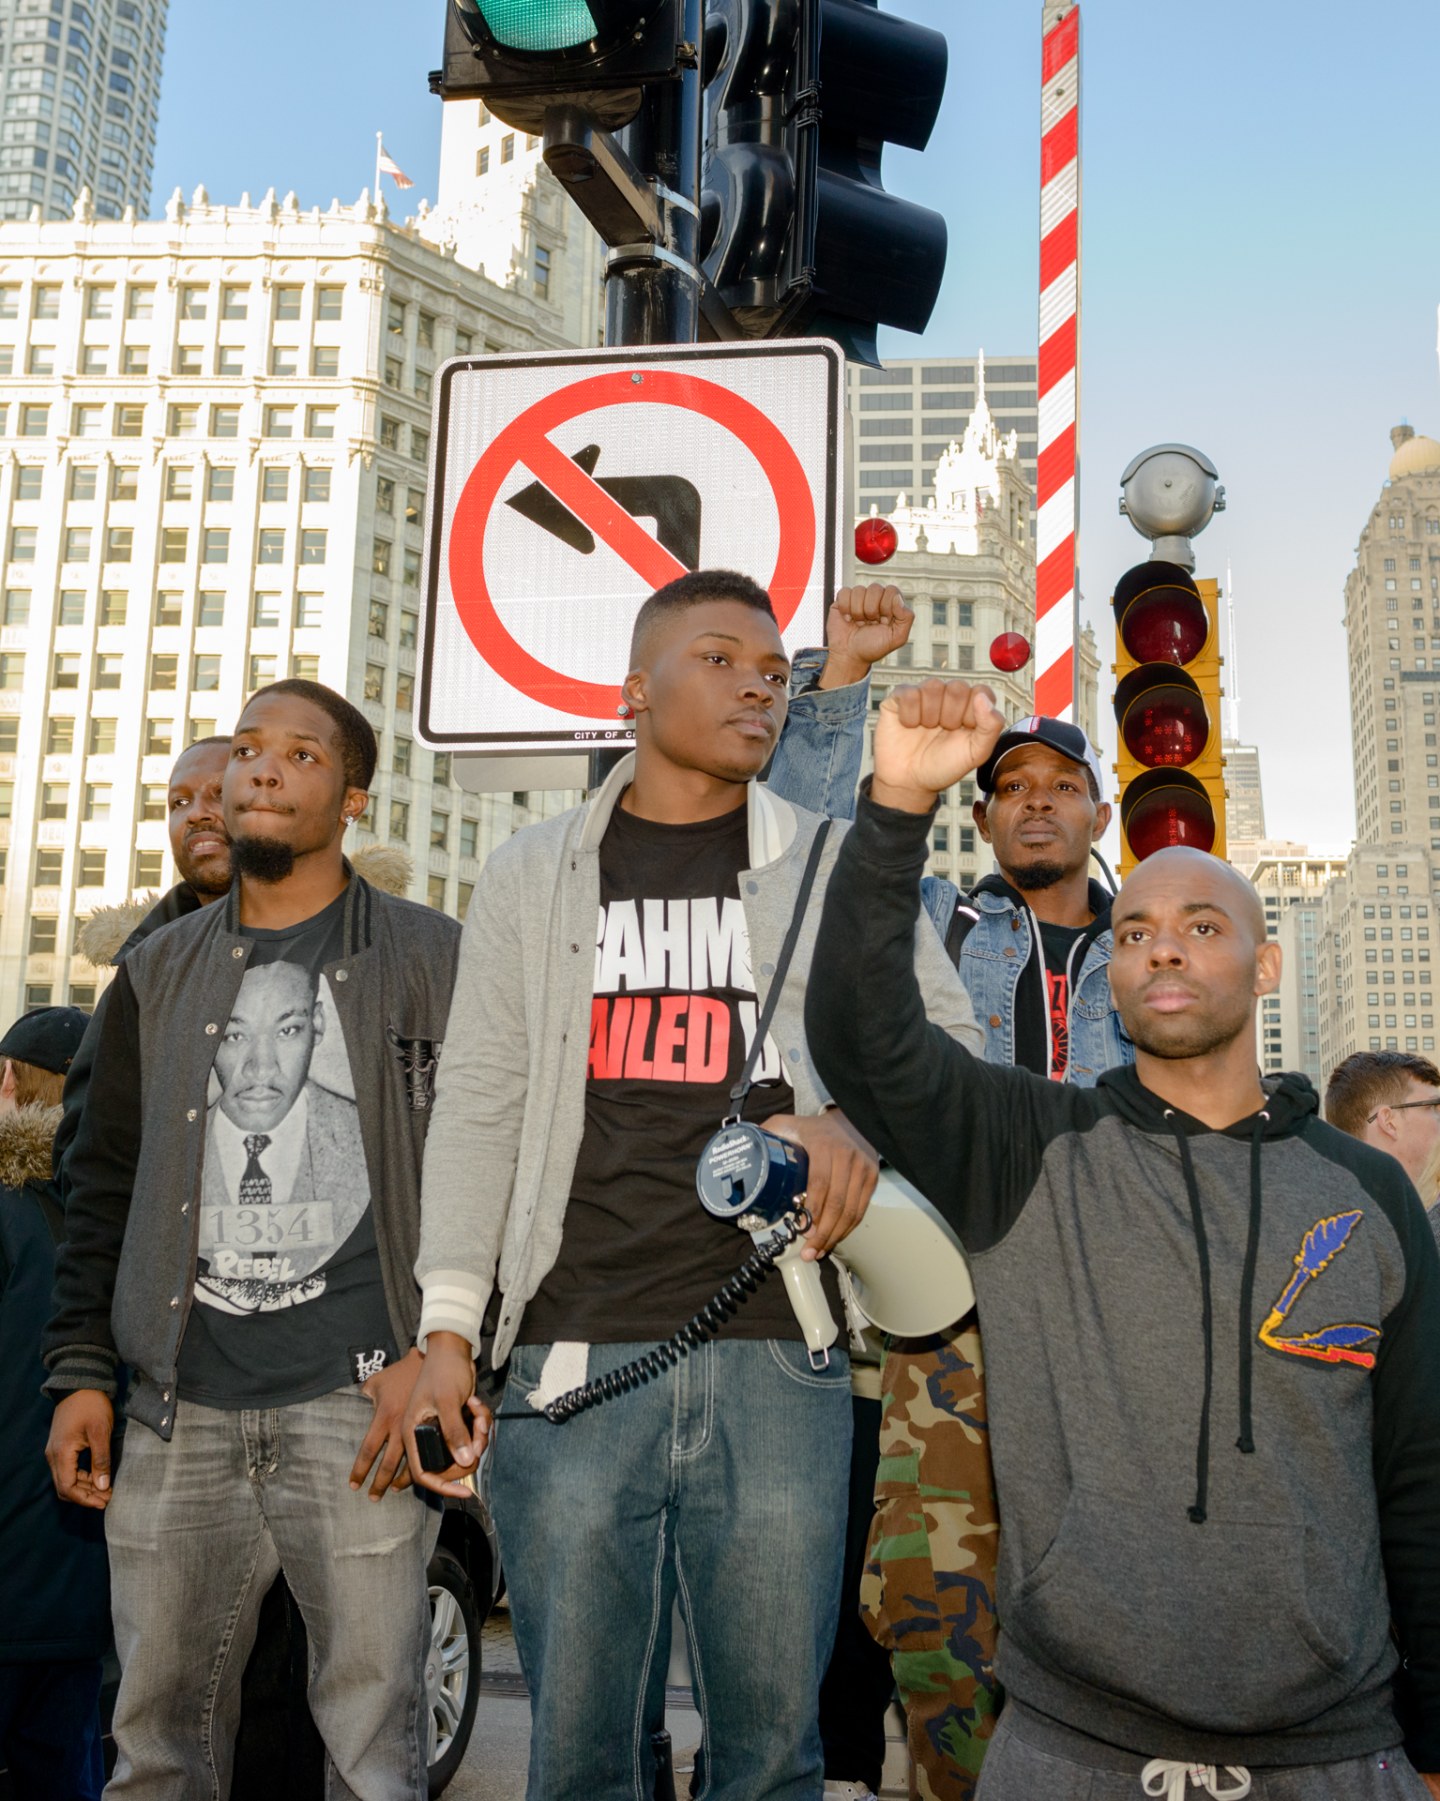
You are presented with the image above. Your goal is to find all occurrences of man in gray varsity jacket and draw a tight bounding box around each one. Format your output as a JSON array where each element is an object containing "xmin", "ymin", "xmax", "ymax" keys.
[
  {"xmin": 406, "ymin": 570, "xmax": 980, "ymax": 1801},
  {"xmin": 43, "ymin": 681, "xmax": 460, "ymax": 1801}
]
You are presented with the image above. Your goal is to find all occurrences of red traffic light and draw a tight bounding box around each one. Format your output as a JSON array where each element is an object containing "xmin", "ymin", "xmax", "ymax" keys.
[
  {"xmin": 1115, "ymin": 669, "xmax": 1211, "ymax": 769},
  {"xmin": 854, "ymin": 517, "xmax": 898, "ymax": 565},
  {"xmin": 989, "ymin": 632, "xmax": 1031, "ymax": 672},
  {"xmin": 1120, "ymin": 770, "xmax": 1217, "ymax": 860},
  {"xmin": 1113, "ymin": 561, "xmax": 1208, "ymax": 666}
]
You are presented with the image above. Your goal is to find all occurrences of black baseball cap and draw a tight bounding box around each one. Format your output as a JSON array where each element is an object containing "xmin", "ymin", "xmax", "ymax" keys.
[
  {"xmin": 976, "ymin": 715, "xmax": 1105, "ymax": 797},
  {"xmin": 0, "ymin": 1005, "xmax": 90, "ymax": 1075}
]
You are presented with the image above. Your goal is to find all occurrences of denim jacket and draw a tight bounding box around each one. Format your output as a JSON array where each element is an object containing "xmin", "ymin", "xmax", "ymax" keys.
[
  {"xmin": 766, "ymin": 647, "xmax": 867, "ymax": 820},
  {"xmin": 923, "ymin": 874, "xmax": 1133, "ymax": 1086}
]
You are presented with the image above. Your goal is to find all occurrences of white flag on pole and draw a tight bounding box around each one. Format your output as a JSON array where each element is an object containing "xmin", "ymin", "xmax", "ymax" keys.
[{"xmin": 378, "ymin": 141, "xmax": 414, "ymax": 190}]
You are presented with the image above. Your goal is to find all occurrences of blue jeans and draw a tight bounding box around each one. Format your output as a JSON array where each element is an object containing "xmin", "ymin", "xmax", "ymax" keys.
[
  {"xmin": 0, "ymin": 1659, "xmax": 105, "ymax": 1800},
  {"xmin": 492, "ymin": 1337, "xmax": 853, "ymax": 1801},
  {"xmin": 102, "ymin": 1389, "xmax": 439, "ymax": 1801}
]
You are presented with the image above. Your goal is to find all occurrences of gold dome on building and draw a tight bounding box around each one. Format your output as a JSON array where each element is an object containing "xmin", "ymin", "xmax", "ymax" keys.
[{"xmin": 1388, "ymin": 424, "xmax": 1440, "ymax": 479}]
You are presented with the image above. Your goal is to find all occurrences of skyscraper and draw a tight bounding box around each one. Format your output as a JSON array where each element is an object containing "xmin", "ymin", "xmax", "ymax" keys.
[
  {"xmin": 1313, "ymin": 424, "xmax": 1440, "ymax": 1069},
  {"xmin": 0, "ymin": 0, "xmax": 165, "ymax": 222}
]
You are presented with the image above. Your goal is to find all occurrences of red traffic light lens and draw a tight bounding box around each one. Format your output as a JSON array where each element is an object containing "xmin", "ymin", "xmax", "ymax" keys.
[
  {"xmin": 1120, "ymin": 683, "xmax": 1210, "ymax": 768},
  {"xmin": 1113, "ymin": 562, "xmax": 1208, "ymax": 667},
  {"xmin": 989, "ymin": 632, "xmax": 1031, "ymax": 672},
  {"xmin": 1123, "ymin": 782, "xmax": 1217, "ymax": 861},
  {"xmin": 854, "ymin": 517, "xmax": 898, "ymax": 565}
]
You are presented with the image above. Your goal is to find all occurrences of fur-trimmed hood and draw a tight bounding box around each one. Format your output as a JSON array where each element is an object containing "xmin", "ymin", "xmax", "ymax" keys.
[
  {"xmin": 75, "ymin": 844, "xmax": 417, "ymax": 969},
  {"xmin": 0, "ymin": 1102, "xmax": 62, "ymax": 1190}
]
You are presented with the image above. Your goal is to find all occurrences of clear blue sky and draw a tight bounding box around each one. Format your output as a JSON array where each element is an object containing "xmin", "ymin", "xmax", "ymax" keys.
[{"xmin": 154, "ymin": 1, "xmax": 1440, "ymax": 850}]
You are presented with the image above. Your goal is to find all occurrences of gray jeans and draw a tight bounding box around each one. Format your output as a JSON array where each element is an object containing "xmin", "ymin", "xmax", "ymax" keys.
[
  {"xmin": 974, "ymin": 1703, "xmax": 1431, "ymax": 1801},
  {"xmin": 103, "ymin": 1387, "xmax": 440, "ymax": 1801}
]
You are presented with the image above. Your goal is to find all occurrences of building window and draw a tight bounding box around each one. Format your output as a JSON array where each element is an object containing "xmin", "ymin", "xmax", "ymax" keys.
[
  {"xmin": 94, "ymin": 655, "xmax": 124, "ymax": 690},
  {"xmin": 221, "ymin": 286, "xmax": 249, "ymax": 320},
  {"xmin": 257, "ymin": 530, "xmax": 286, "ymax": 566},
  {"xmin": 406, "ymin": 488, "xmax": 424, "ymax": 526},
  {"xmin": 372, "ymin": 539, "xmax": 392, "ymax": 578},
  {"xmin": 134, "ymin": 850, "xmax": 164, "ymax": 888},
  {"xmin": 393, "ymin": 737, "xmax": 412, "ymax": 777},
  {"xmin": 316, "ymin": 287, "xmax": 343, "ymax": 322},
  {"xmin": 205, "ymin": 467, "xmax": 235, "ymax": 504},
  {"xmin": 264, "ymin": 407, "xmax": 295, "ymax": 439},
  {"xmin": 411, "ymin": 429, "xmax": 430, "ymax": 466},
  {"xmin": 0, "ymin": 653, "xmax": 25, "ymax": 691},
  {"xmin": 501, "ymin": 133, "xmax": 515, "ymax": 163},
  {"xmin": 33, "ymin": 285, "xmax": 61, "ymax": 321},
  {"xmin": 291, "ymin": 655, "xmax": 320, "ymax": 682},
  {"xmin": 45, "ymin": 719, "xmax": 74, "ymax": 755},
  {"xmin": 192, "ymin": 655, "xmax": 222, "ymax": 692},
  {"xmin": 306, "ymin": 407, "xmax": 337, "ymax": 440},
  {"xmin": 458, "ymin": 883, "xmax": 474, "ymax": 921},
  {"xmin": 248, "ymin": 656, "xmax": 276, "ymax": 691},
  {"xmin": 399, "ymin": 611, "xmax": 418, "ymax": 651},
  {"xmin": 84, "ymin": 784, "xmax": 112, "ymax": 824},
  {"xmin": 369, "ymin": 600, "xmax": 389, "ymax": 639},
  {"xmin": 270, "ymin": 345, "xmax": 297, "ymax": 377},
  {"xmin": 211, "ymin": 406, "xmax": 240, "ymax": 440},
  {"xmin": 460, "ymin": 817, "xmax": 478, "ymax": 859},
  {"xmin": 20, "ymin": 405, "xmax": 50, "ymax": 438},
  {"xmin": 169, "ymin": 405, "xmax": 200, "ymax": 438},
  {"xmin": 476, "ymin": 146, "xmax": 490, "ymax": 176},
  {"xmin": 402, "ymin": 548, "xmax": 421, "ymax": 590},
  {"xmin": 122, "ymin": 344, "xmax": 150, "ymax": 376},
  {"xmin": 387, "ymin": 300, "xmax": 407, "ymax": 337},
  {"xmin": 389, "ymin": 801, "xmax": 409, "ymax": 839},
  {"xmin": 312, "ymin": 346, "xmax": 340, "ymax": 379},
  {"xmin": 111, "ymin": 465, "xmax": 139, "ymax": 501},
  {"xmin": 29, "ymin": 918, "xmax": 58, "ymax": 955},
  {"xmin": 16, "ymin": 466, "xmax": 44, "ymax": 502},
  {"xmin": 41, "ymin": 784, "xmax": 69, "ymax": 821},
  {"xmin": 395, "ymin": 671, "xmax": 414, "ymax": 711},
  {"xmin": 274, "ymin": 285, "xmax": 303, "ymax": 323},
  {"xmin": 52, "ymin": 653, "xmax": 83, "ymax": 690},
  {"xmin": 71, "ymin": 404, "xmax": 104, "ymax": 437},
  {"xmin": 86, "ymin": 284, "xmax": 115, "ymax": 319},
  {"xmin": 114, "ymin": 405, "xmax": 144, "ymax": 437},
  {"xmin": 64, "ymin": 527, "xmax": 93, "ymax": 564},
  {"xmin": 430, "ymin": 811, "xmax": 449, "ymax": 851},
  {"xmin": 379, "ymin": 416, "xmax": 400, "ymax": 452},
  {"xmin": 179, "ymin": 284, "xmax": 207, "ymax": 320},
  {"xmin": 126, "ymin": 285, "xmax": 155, "ymax": 321},
  {"xmin": 303, "ymin": 468, "xmax": 331, "ymax": 504},
  {"xmin": 376, "ymin": 476, "xmax": 395, "ymax": 515},
  {"xmin": 159, "ymin": 528, "xmax": 188, "ymax": 564},
  {"xmin": 534, "ymin": 245, "xmax": 551, "ymax": 300},
  {"xmin": 253, "ymin": 592, "xmax": 281, "ymax": 627},
  {"xmin": 34, "ymin": 848, "xmax": 64, "ymax": 886},
  {"xmin": 417, "ymin": 311, "xmax": 436, "ymax": 350},
  {"xmin": 78, "ymin": 849, "xmax": 106, "ymax": 887},
  {"xmin": 105, "ymin": 529, "xmax": 133, "ymax": 565},
  {"xmin": 149, "ymin": 654, "xmax": 179, "ymax": 691},
  {"xmin": 8, "ymin": 527, "xmax": 37, "ymax": 562},
  {"xmin": 296, "ymin": 593, "xmax": 323, "ymax": 628},
  {"xmin": 428, "ymin": 874, "xmax": 447, "ymax": 909},
  {"xmin": 100, "ymin": 590, "xmax": 128, "ymax": 625},
  {"xmin": 202, "ymin": 529, "xmax": 229, "ymax": 565},
  {"xmin": 143, "ymin": 718, "xmax": 171, "ymax": 755},
  {"xmin": 198, "ymin": 592, "xmax": 225, "ymax": 628},
  {"xmin": 363, "ymin": 664, "xmax": 385, "ymax": 703},
  {"xmin": 139, "ymin": 784, "xmax": 167, "ymax": 822},
  {"xmin": 165, "ymin": 465, "xmax": 194, "ymax": 502},
  {"xmin": 176, "ymin": 344, "xmax": 204, "ymax": 375}
]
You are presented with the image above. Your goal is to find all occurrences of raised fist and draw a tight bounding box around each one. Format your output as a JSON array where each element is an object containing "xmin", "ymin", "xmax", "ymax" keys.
[
  {"xmin": 821, "ymin": 584, "xmax": 916, "ymax": 687},
  {"xmin": 872, "ymin": 678, "xmax": 1006, "ymax": 814}
]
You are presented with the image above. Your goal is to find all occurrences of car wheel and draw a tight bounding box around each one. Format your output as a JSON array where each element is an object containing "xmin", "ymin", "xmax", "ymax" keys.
[{"xmin": 425, "ymin": 1545, "xmax": 481, "ymax": 1796}]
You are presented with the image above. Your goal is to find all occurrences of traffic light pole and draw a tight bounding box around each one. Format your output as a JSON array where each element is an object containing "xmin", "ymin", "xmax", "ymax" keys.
[
  {"xmin": 586, "ymin": 0, "xmax": 703, "ymax": 791},
  {"xmin": 604, "ymin": 0, "xmax": 704, "ymax": 348}
]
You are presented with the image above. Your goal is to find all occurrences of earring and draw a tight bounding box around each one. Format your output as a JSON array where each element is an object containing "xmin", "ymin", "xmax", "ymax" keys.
[{"xmin": 616, "ymin": 701, "xmax": 632, "ymax": 718}]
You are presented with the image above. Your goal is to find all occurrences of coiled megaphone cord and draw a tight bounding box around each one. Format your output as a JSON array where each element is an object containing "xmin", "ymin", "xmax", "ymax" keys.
[{"xmin": 498, "ymin": 1206, "xmax": 813, "ymax": 1425}]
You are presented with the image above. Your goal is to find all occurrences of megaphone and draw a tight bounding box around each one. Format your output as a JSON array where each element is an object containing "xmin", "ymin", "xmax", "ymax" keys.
[{"xmin": 834, "ymin": 1165, "xmax": 974, "ymax": 1336}]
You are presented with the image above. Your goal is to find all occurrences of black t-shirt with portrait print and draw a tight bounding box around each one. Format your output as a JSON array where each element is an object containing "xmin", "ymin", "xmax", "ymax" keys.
[
  {"xmin": 520, "ymin": 800, "xmax": 838, "ymax": 1345},
  {"xmin": 176, "ymin": 889, "xmax": 397, "ymax": 1408}
]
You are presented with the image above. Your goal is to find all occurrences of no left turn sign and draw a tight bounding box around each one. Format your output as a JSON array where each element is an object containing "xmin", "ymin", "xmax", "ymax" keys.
[{"xmin": 417, "ymin": 341, "xmax": 843, "ymax": 754}]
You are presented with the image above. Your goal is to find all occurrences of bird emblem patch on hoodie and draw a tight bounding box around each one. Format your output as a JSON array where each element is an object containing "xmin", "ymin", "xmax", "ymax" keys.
[{"xmin": 1258, "ymin": 1210, "xmax": 1382, "ymax": 1369}]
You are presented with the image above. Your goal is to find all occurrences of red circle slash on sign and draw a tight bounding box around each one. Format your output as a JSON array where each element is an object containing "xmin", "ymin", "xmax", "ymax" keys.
[{"xmin": 447, "ymin": 369, "xmax": 817, "ymax": 718}]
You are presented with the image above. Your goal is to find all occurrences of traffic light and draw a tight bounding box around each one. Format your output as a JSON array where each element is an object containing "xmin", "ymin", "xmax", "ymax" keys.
[
  {"xmin": 1112, "ymin": 561, "xmax": 1226, "ymax": 876},
  {"xmin": 432, "ymin": 0, "xmax": 688, "ymax": 130},
  {"xmin": 700, "ymin": 0, "xmax": 948, "ymax": 367}
]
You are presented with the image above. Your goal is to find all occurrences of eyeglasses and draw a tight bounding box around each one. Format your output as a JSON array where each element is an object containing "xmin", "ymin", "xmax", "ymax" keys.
[{"xmin": 1366, "ymin": 1098, "xmax": 1440, "ymax": 1123}]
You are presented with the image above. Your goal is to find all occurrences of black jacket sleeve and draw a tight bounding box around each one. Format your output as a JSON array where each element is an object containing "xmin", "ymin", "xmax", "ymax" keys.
[
  {"xmin": 1360, "ymin": 1152, "xmax": 1440, "ymax": 1768},
  {"xmin": 51, "ymin": 983, "xmax": 110, "ymax": 1197},
  {"xmin": 41, "ymin": 961, "xmax": 144, "ymax": 1394},
  {"xmin": 806, "ymin": 787, "xmax": 1100, "ymax": 1253}
]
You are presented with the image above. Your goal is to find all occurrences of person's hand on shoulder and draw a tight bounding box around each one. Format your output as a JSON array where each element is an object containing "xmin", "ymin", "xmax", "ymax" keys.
[
  {"xmin": 765, "ymin": 1109, "xmax": 879, "ymax": 1260},
  {"xmin": 819, "ymin": 584, "xmax": 915, "ymax": 689},
  {"xmin": 872, "ymin": 678, "xmax": 1006, "ymax": 815},
  {"xmin": 403, "ymin": 1331, "xmax": 492, "ymax": 1500},
  {"xmin": 46, "ymin": 1389, "xmax": 114, "ymax": 1510}
]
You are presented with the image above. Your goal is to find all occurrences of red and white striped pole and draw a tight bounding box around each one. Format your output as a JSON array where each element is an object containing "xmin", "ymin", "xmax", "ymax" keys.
[{"xmin": 1035, "ymin": 1, "xmax": 1081, "ymax": 721}]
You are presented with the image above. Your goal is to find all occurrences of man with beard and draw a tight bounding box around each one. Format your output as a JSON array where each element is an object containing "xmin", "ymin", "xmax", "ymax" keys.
[
  {"xmin": 1326, "ymin": 1053, "xmax": 1440, "ymax": 1229},
  {"xmin": 863, "ymin": 717, "xmax": 1134, "ymax": 1801},
  {"xmin": 43, "ymin": 680, "xmax": 459, "ymax": 1799},
  {"xmin": 809, "ymin": 677, "xmax": 1440, "ymax": 1799}
]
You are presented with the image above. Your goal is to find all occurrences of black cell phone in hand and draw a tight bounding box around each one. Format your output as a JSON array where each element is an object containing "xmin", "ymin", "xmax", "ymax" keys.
[{"xmin": 412, "ymin": 1421, "xmax": 453, "ymax": 1475}]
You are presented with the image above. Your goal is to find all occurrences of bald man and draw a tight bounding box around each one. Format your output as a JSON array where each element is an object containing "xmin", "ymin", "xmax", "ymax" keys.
[{"xmin": 807, "ymin": 677, "xmax": 1440, "ymax": 1799}]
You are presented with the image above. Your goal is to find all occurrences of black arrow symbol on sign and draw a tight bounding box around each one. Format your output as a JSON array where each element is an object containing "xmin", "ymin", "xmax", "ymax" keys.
[{"xmin": 506, "ymin": 444, "xmax": 702, "ymax": 572}]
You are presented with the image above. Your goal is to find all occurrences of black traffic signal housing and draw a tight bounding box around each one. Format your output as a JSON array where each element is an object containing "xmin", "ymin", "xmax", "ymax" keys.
[
  {"xmin": 700, "ymin": 0, "xmax": 948, "ymax": 366},
  {"xmin": 432, "ymin": 0, "xmax": 689, "ymax": 132},
  {"xmin": 1112, "ymin": 562, "xmax": 1227, "ymax": 877}
]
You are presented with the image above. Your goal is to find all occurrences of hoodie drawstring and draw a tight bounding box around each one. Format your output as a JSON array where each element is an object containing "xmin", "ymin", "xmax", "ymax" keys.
[
  {"xmin": 1235, "ymin": 1113, "xmax": 1269, "ymax": 1456},
  {"xmin": 1166, "ymin": 1107, "xmax": 1271, "ymax": 1524},
  {"xmin": 1141, "ymin": 1760, "xmax": 1251, "ymax": 1799},
  {"xmin": 1166, "ymin": 1114, "xmax": 1215, "ymax": 1524}
]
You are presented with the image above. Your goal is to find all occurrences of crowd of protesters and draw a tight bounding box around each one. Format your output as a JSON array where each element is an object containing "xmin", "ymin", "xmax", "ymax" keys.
[{"xmin": 2, "ymin": 571, "xmax": 1439, "ymax": 1801}]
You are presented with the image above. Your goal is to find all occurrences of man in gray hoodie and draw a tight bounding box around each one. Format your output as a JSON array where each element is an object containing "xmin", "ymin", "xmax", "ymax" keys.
[
  {"xmin": 809, "ymin": 676, "xmax": 1440, "ymax": 1801},
  {"xmin": 405, "ymin": 570, "xmax": 979, "ymax": 1801}
]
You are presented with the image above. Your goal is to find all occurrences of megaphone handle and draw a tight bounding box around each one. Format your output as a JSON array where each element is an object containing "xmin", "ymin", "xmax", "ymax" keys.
[{"xmin": 764, "ymin": 1234, "xmax": 839, "ymax": 1367}]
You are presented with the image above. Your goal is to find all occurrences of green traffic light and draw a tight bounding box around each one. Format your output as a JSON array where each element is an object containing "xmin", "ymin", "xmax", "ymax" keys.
[{"xmin": 465, "ymin": 0, "xmax": 600, "ymax": 52}]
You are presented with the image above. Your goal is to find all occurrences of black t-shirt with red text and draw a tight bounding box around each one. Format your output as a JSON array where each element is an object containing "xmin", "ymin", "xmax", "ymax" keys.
[
  {"xmin": 1039, "ymin": 920, "xmax": 1087, "ymax": 1082},
  {"xmin": 520, "ymin": 801, "xmax": 830, "ymax": 1344}
]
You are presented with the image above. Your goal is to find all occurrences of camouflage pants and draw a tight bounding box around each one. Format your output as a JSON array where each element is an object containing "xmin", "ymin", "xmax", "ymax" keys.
[{"xmin": 861, "ymin": 1319, "xmax": 1000, "ymax": 1801}]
